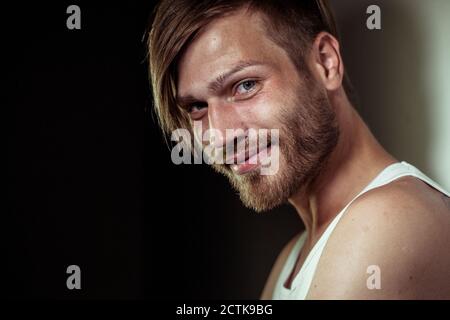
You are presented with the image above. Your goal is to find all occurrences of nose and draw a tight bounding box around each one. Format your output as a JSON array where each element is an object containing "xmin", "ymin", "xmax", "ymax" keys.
[{"xmin": 206, "ymin": 99, "xmax": 243, "ymax": 148}]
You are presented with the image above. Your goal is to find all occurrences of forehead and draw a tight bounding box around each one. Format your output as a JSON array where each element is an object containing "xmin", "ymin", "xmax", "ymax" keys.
[{"xmin": 176, "ymin": 9, "xmax": 291, "ymax": 97}]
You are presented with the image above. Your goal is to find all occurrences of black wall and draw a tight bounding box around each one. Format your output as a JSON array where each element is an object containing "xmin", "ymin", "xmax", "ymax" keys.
[{"xmin": 5, "ymin": 2, "xmax": 300, "ymax": 299}]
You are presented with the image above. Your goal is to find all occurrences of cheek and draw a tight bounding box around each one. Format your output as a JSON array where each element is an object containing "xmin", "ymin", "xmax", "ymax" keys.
[
  {"xmin": 236, "ymin": 90, "xmax": 291, "ymax": 129},
  {"xmin": 190, "ymin": 120, "xmax": 206, "ymax": 145}
]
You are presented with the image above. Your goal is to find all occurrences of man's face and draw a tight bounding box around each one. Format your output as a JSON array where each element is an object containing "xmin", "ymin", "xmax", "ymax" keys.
[{"xmin": 177, "ymin": 9, "xmax": 339, "ymax": 211}]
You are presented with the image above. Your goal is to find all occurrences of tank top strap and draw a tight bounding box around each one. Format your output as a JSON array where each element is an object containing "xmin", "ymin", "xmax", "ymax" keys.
[{"xmin": 288, "ymin": 161, "xmax": 449, "ymax": 298}]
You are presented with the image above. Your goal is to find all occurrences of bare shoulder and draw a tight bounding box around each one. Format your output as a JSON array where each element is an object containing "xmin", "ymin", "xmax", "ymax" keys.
[
  {"xmin": 308, "ymin": 177, "xmax": 450, "ymax": 299},
  {"xmin": 260, "ymin": 232, "xmax": 301, "ymax": 300}
]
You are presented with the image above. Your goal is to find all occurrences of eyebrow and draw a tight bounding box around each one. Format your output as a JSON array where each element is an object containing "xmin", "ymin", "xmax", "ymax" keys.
[{"xmin": 177, "ymin": 60, "xmax": 264, "ymax": 106}]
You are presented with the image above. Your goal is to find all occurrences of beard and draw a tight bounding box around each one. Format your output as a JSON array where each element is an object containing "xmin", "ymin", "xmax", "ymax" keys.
[{"xmin": 210, "ymin": 80, "xmax": 339, "ymax": 212}]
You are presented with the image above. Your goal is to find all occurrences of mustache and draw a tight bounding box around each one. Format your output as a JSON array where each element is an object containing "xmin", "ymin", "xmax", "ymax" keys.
[{"xmin": 208, "ymin": 131, "xmax": 274, "ymax": 165}]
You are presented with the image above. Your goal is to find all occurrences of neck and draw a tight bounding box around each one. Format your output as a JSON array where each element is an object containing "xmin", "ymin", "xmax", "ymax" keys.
[{"xmin": 288, "ymin": 92, "xmax": 397, "ymax": 242}]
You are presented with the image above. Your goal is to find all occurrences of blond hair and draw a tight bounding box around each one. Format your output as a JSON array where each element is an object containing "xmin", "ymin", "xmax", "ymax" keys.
[{"xmin": 147, "ymin": 0, "xmax": 343, "ymax": 135}]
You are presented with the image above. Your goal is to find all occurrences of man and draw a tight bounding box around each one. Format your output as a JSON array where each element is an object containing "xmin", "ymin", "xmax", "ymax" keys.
[{"xmin": 148, "ymin": 0, "xmax": 450, "ymax": 299}]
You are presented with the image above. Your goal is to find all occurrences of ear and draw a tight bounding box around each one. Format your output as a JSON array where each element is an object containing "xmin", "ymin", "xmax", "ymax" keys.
[{"xmin": 310, "ymin": 32, "xmax": 344, "ymax": 91}]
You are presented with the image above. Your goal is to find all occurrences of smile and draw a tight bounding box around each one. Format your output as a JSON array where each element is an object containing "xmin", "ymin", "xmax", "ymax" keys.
[{"xmin": 230, "ymin": 145, "xmax": 272, "ymax": 175}]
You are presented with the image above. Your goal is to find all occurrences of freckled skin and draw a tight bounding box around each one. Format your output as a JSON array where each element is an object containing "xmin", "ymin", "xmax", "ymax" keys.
[
  {"xmin": 177, "ymin": 8, "xmax": 341, "ymax": 213},
  {"xmin": 177, "ymin": 11, "xmax": 303, "ymax": 133}
]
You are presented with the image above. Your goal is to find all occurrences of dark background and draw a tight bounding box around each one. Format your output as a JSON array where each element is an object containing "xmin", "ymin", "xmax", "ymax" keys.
[
  {"xmin": 5, "ymin": 1, "xmax": 300, "ymax": 299},
  {"xmin": 6, "ymin": 1, "xmax": 447, "ymax": 299}
]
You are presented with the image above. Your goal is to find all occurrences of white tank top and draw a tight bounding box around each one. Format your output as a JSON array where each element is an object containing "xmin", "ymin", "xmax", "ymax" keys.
[{"xmin": 272, "ymin": 161, "xmax": 450, "ymax": 300}]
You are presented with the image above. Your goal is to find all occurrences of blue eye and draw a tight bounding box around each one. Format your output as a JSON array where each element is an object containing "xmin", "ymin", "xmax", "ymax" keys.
[{"xmin": 236, "ymin": 80, "xmax": 256, "ymax": 95}]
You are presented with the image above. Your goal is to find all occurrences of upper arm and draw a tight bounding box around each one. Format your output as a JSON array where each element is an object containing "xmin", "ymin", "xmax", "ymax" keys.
[
  {"xmin": 260, "ymin": 233, "xmax": 301, "ymax": 300},
  {"xmin": 307, "ymin": 182, "xmax": 450, "ymax": 299}
]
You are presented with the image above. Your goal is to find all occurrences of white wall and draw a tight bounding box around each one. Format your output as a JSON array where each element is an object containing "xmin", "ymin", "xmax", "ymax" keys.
[
  {"xmin": 331, "ymin": 0, "xmax": 450, "ymax": 190},
  {"xmin": 419, "ymin": 1, "xmax": 450, "ymax": 191}
]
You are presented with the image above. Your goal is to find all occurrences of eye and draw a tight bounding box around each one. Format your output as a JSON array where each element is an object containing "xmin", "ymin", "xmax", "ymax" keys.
[
  {"xmin": 188, "ymin": 102, "xmax": 208, "ymax": 114},
  {"xmin": 235, "ymin": 80, "xmax": 257, "ymax": 95}
]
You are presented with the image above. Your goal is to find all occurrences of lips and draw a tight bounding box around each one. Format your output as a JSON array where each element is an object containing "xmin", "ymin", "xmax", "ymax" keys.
[
  {"xmin": 230, "ymin": 144, "xmax": 271, "ymax": 175},
  {"xmin": 225, "ymin": 146, "xmax": 255, "ymax": 164},
  {"xmin": 224, "ymin": 141, "xmax": 271, "ymax": 163}
]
